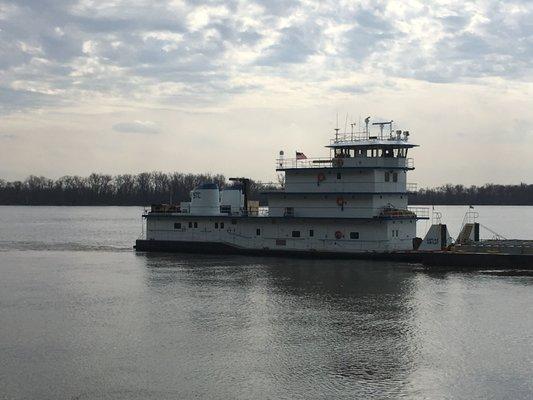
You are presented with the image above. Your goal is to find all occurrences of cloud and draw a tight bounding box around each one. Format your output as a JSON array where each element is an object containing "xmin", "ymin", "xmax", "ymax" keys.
[
  {"xmin": 330, "ymin": 84, "xmax": 368, "ymax": 94},
  {"xmin": 0, "ymin": 86, "xmax": 64, "ymax": 114},
  {"xmin": 255, "ymin": 23, "xmax": 322, "ymax": 66},
  {"xmin": 112, "ymin": 120, "xmax": 160, "ymax": 134},
  {"xmin": 0, "ymin": 0, "xmax": 531, "ymax": 115}
]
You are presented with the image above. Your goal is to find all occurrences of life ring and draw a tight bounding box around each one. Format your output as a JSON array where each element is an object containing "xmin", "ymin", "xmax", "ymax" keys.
[
  {"xmin": 336, "ymin": 196, "xmax": 344, "ymax": 206},
  {"xmin": 317, "ymin": 172, "xmax": 326, "ymax": 182},
  {"xmin": 335, "ymin": 230, "xmax": 343, "ymax": 240}
]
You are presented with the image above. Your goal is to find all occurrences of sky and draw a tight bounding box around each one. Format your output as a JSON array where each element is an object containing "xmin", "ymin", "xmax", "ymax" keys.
[{"xmin": 0, "ymin": 0, "xmax": 532, "ymax": 188}]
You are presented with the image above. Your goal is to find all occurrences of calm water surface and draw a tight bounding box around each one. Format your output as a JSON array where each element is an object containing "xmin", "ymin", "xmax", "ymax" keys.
[{"xmin": 1, "ymin": 206, "xmax": 532, "ymax": 399}]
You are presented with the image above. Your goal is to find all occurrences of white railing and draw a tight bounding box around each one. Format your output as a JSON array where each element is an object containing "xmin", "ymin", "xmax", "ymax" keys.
[
  {"xmin": 407, "ymin": 206, "xmax": 430, "ymax": 218},
  {"xmin": 329, "ymin": 132, "xmax": 411, "ymax": 144},
  {"xmin": 431, "ymin": 210, "xmax": 442, "ymax": 224},
  {"xmin": 277, "ymin": 157, "xmax": 415, "ymax": 170},
  {"xmin": 406, "ymin": 182, "xmax": 417, "ymax": 192},
  {"xmin": 276, "ymin": 157, "xmax": 332, "ymax": 169}
]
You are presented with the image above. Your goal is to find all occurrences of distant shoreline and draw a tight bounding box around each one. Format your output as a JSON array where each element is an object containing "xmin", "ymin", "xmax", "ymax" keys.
[{"xmin": 1, "ymin": 173, "xmax": 532, "ymax": 206}]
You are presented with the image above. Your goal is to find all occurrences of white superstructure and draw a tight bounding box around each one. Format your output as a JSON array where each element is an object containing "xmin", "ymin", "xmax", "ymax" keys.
[{"xmin": 140, "ymin": 118, "xmax": 429, "ymax": 254}]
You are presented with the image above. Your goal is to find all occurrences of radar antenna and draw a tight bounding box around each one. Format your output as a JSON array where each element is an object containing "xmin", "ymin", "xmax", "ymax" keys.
[{"xmin": 372, "ymin": 120, "xmax": 393, "ymax": 139}]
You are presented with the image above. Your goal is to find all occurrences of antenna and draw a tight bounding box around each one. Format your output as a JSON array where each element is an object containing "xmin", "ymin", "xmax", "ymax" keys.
[
  {"xmin": 372, "ymin": 120, "xmax": 393, "ymax": 140},
  {"xmin": 344, "ymin": 113, "xmax": 348, "ymax": 137},
  {"xmin": 334, "ymin": 112, "xmax": 340, "ymax": 142},
  {"xmin": 364, "ymin": 116, "xmax": 370, "ymax": 136}
]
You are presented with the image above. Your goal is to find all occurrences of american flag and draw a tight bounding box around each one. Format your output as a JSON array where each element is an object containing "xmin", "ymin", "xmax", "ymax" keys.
[{"xmin": 295, "ymin": 151, "xmax": 307, "ymax": 160}]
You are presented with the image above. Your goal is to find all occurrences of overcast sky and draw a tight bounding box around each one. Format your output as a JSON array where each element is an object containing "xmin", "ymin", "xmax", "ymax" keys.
[{"xmin": 1, "ymin": 0, "xmax": 532, "ymax": 187}]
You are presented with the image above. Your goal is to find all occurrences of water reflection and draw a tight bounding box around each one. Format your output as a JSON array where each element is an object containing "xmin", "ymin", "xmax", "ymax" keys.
[{"xmin": 138, "ymin": 254, "xmax": 419, "ymax": 398}]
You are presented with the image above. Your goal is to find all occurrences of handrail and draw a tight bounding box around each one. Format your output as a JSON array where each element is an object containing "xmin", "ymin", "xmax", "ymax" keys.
[
  {"xmin": 276, "ymin": 157, "xmax": 332, "ymax": 169},
  {"xmin": 148, "ymin": 205, "xmax": 430, "ymax": 219},
  {"xmin": 329, "ymin": 133, "xmax": 411, "ymax": 143},
  {"xmin": 277, "ymin": 157, "xmax": 415, "ymax": 169},
  {"xmin": 431, "ymin": 210, "xmax": 442, "ymax": 224},
  {"xmin": 460, "ymin": 209, "xmax": 478, "ymax": 229},
  {"xmin": 407, "ymin": 206, "xmax": 430, "ymax": 218}
]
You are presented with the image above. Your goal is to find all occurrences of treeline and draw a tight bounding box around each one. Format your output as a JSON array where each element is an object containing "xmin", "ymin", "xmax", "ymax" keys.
[
  {"xmin": 0, "ymin": 175, "xmax": 531, "ymax": 206},
  {"xmin": 0, "ymin": 173, "xmax": 277, "ymax": 206},
  {"xmin": 409, "ymin": 183, "xmax": 533, "ymax": 205}
]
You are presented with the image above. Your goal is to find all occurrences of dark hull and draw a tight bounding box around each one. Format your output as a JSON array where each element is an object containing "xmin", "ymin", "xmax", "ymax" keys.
[{"xmin": 135, "ymin": 240, "xmax": 533, "ymax": 269}]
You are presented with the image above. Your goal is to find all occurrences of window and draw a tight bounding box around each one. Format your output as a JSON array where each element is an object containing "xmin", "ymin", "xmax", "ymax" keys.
[
  {"xmin": 292, "ymin": 231, "xmax": 301, "ymax": 238},
  {"xmin": 220, "ymin": 222, "xmax": 224, "ymax": 229},
  {"xmin": 309, "ymin": 229, "xmax": 314, "ymax": 237},
  {"xmin": 256, "ymin": 228, "xmax": 261, "ymax": 236},
  {"xmin": 188, "ymin": 222, "xmax": 192, "ymax": 228},
  {"xmin": 215, "ymin": 222, "xmax": 219, "ymax": 229},
  {"xmin": 385, "ymin": 172, "xmax": 390, "ymax": 182},
  {"xmin": 194, "ymin": 222, "xmax": 198, "ymax": 228},
  {"xmin": 174, "ymin": 222, "xmax": 181, "ymax": 229},
  {"xmin": 350, "ymin": 232, "xmax": 359, "ymax": 239},
  {"xmin": 337, "ymin": 173, "xmax": 341, "ymax": 179},
  {"xmin": 393, "ymin": 172, "xmax": 398, "ymax": 182}
]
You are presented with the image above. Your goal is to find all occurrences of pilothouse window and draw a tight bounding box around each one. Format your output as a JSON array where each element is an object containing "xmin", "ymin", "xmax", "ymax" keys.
[{"xmin": 292, "ymin": 231, "xmax": 301, "ymax": 238}]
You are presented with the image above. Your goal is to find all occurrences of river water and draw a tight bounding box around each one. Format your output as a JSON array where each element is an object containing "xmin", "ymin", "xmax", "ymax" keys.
[{"xmin": 1, "ymin": 206, "xmax": 532, "ymax": 399}]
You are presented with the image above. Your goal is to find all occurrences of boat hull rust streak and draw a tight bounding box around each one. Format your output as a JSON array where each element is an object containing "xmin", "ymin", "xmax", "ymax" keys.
[{"xmin": 134, "ymin": 239, "xmax": 533, "ymax": 269}]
